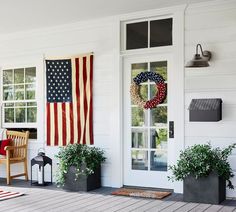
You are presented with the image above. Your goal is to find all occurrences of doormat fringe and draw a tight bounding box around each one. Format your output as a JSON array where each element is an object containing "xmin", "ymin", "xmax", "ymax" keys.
[{"xmin": 111, "ymin": 188, "xmax": 171, "ymax": 199}]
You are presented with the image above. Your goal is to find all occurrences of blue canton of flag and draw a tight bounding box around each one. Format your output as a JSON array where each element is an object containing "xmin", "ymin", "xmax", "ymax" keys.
[{"xmin": 46, "ymin": 59, "xmax": 72, "ymax": 103}]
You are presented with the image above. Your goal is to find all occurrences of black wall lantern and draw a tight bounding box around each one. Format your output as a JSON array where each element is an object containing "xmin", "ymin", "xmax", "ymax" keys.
[
  {"xmin": 185, "ymin": 44, "xmax": 212, "ymax": 68},
  {"xmin": 31, "ymin": 150, "xmax": 52, "ymax": 186}
]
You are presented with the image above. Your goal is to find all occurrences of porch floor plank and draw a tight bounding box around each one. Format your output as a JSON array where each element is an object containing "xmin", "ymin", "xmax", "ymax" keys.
[
  {"xmin": 0, "ymin": 179, "xmax": 235, "ymax": 212},
  {"xmin": 189, "ymin": 203, "xmax": 211, "ymax": 211}
]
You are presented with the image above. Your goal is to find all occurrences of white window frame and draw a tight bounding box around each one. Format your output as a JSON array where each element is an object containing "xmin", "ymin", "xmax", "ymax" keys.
[{"xmin": 1, "ymin": 65, "xmax": 37, "ymax": 128}]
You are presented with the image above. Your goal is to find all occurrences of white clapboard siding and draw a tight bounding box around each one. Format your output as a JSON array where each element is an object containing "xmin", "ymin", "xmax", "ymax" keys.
[
  {"xmin": 0, "ymin": 19, "xmax": 116, "ymax": 187},
  {"xmin": 185, "ymin": 0, "xmax": 236, "ymax": 197}
]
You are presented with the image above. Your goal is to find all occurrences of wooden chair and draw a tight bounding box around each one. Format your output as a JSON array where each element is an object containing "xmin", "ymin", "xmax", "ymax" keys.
[{"xmin": 0, "ymin": 130, "xmax": 29, "ymax": 184}]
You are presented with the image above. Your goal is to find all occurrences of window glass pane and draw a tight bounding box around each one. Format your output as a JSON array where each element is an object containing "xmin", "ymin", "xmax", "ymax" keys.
[
  {"xmin": 25, "ymin": 84, "xmax": 35, "ymax": 100},
  {"xmin": 27, "ymin": 102, "xmax": 37, "ymax": 106},
  {"xmin": 126, "ymin": 21, "xmax": 148, "ymax": 50},
  {"xmin": 27, "ymin": 107, "xmax": 37, "ymax": 122},
  {"xmin": 3, "ymin": 86, "xmax": 13, "ymax": 101},
  {"xmin": 4, "ymin": 103, "xmax": 14, "ymax": 107},
  {"xmin": 150, "ymin": 128, "xmax": 167, "ymax": 148},
  {"xmin": 150, "ymin": 106, "xmax": 167, "ymax": 127},
  {"xmin": 150, "ymin": 18, "xmax": 172, "ymax": 47},
  {"xmin": 15, "ymin": 102, "xmax": 26, "ymax": 107},
  {"xmin": 14, "ymin": 68, "xmax": 24, "ymax": 84},
  {"xmin": 150, "ymin": 150, "xmax": 167, "ymax": 171},
  {"xmin": 3, "ymin": 70, "xmax": 13, "ymax": 85},
  {"xmin": 25, "ymin": 67, "xmax": 36, "ymax": 83},
  {"xmin": 150, "ymin": 61, "xmax": 167, "ymax": 81},
  {"xmin": 15, "ymin": 108, "xmax": 25, "ymax": 122},
  {"xmin": 132, "ymin": 129, "xmax": 148, "ymax": 148},
  {"xmin": 131, "ymin": 107, "xmax": 147, "ymax": 126},
  {"xmin": 131, "ymin": 63, "xmax": 148, "ymax": 79},
  {"xmin": 4, "ymin": 108, "xmax": 14, "ymax": 123},
  {"xmin": 132, "ymin": 150, "xmax": 148, "ymax": 170},
  {"xmin": 14, "ymin": 85, "xmax": 24, "ymax": 100}
]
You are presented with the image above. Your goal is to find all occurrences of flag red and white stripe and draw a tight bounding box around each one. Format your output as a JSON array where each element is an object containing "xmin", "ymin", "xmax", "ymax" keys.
[{"xmin": 46, "ymin": 54, "xmax": 94, "ymax": 146}]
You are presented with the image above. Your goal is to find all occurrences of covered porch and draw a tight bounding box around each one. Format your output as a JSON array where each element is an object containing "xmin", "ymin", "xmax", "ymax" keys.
[{"xmin": 0, "ymin": 179, "xmax": 236, "ymax": 212}]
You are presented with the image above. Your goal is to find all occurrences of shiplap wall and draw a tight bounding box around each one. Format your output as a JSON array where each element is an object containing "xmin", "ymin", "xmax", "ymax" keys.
[
  {"xmin": 0, "ymin": 18, "xmax": 119, "ymax": 187},
  {"xmin": 185, "ymin": 1, "xmax": 236, "ymax": 197}
]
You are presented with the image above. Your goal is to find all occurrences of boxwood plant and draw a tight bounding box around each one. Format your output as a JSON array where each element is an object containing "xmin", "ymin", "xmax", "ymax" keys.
[
  {"xmin": 168, "ymin": 143, "xmax": 236, "ymax": 189},
  {"xmin": 55, "ymin": 144, "xmax": 106, "ymax": 187}
]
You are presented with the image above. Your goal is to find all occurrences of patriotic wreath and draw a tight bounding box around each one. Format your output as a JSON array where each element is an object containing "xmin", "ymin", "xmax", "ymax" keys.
[{"xmin": 130, "ymin": 72, "xmax": 167, "ymax": 109}]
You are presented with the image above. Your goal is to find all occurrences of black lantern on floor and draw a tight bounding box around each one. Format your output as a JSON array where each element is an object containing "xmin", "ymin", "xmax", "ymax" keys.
[{"xmin": 31, "ymin": 151, "xmax": 52, "ymax": 186}]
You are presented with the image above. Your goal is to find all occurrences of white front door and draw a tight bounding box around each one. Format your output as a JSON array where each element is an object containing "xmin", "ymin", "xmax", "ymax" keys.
[{"xmin": 123, "ymin": 53, "xmax": 177, "ymax": 189}]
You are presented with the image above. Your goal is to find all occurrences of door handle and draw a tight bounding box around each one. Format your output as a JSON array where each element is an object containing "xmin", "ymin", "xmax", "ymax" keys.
[{"xmin": 169, "ymin": 121, "xmax": 174, "ymax": 138}]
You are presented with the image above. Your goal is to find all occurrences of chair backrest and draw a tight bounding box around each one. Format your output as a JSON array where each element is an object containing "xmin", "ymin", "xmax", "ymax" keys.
[{"xmin": 6, "ymin": 130, "xmax": 29, "ymax": 158}]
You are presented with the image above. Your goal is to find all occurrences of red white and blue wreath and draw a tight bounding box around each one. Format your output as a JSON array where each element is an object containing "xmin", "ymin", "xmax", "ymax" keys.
[{"xmin": 130, "ymin": 72, "xmax": 167, "ymax": 109}]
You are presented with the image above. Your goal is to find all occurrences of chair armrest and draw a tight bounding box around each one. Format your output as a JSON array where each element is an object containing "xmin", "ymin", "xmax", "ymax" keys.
[{"xmin": 4, "ymin": 145, "xmax": 27, "ymax": 151}]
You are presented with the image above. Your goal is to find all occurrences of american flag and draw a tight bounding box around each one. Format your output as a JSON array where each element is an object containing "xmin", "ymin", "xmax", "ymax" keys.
[{"xmin": 45, "ymin": 54, "xmax": 93, "ymax": 146}]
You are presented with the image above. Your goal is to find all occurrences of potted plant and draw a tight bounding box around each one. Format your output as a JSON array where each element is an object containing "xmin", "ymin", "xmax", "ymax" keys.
[
  {"xmin": 169, "ymin": 143, "xmax": 236, "ymax": 204},
  {"xmin": 55, "ymin": 144, "xmax": 106, "ymax": 191}
]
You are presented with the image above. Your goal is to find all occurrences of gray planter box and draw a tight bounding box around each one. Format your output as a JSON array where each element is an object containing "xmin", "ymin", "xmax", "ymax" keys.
[
  {"xmin": 184, "ymin": 172, "xmax": 226, "ymax": 204},
  {"xmin": 63, "ymin": 164, "xmax": 101, "ymax": 192}
]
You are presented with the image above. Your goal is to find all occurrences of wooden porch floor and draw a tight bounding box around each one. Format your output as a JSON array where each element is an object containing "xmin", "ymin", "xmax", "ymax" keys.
[{"xmin": 0, "ymin": 179, "xmax": 236, "ymax": 212}]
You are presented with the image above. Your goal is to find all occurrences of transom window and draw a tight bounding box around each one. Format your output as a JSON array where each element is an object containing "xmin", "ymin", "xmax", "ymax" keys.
[
  {"xmin": 125, "ymin": 18, "xmax": 173, "ymax": 50},
  {"xmin": 2, "ymin": 67, "xmax": 37, "ymax": 125}
]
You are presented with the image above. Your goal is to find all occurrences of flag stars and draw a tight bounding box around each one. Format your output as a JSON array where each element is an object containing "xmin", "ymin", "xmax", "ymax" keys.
[{"xmin": 46, "ymin": 59, "xmax": 72, "ymax": 103}]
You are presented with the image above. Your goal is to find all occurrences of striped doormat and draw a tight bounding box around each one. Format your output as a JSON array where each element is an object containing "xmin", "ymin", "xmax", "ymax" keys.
[
  {"xmin": 112, "ymin": 188, "xmax": 171, "ymax": 199},
  {"xmin": 0, "ymin": 190, "xmax": 24, "ymax": 201}
]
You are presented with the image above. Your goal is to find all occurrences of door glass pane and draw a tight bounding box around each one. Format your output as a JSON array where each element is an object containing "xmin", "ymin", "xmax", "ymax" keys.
[
  {"xmin": 132, "ymin": 129, "xmax": 148, "ymax": 148},
  {"xmin": 4, "ymin": 108, "xmax": 14, "ymax": 123},
  {"xmin": 14, "ymin": 68, "xmax": 24, "ymax": 84},
  {"xmin": 150, "ymin": 61, "xmax": 167, "ymax": 81},
  {"xmin": 25, "ymin": 67, "xmax": 36, "ymax": 83},
  {"xmin": 131, "ymin": 107, "xmax": 147, "ymax": 126},
  {"xmin": 15, "ymin": 108, "xmax": 25, "ymax": 122},
  {"xmin": 131, "ymin": 84, "xmax": 148, "ymax": 105},
  {"xmin": 14, "ymin": 85, "xmax": 24, "ymax": 100},
  {"xmin": 150, "ymin": 84, "xmax": 167, "ymax": 104},
  {"xmin": 131, "ymin": 63, "xmax": 148, "ymax": 79},
  {"xmin": 150, "ymin": 106, "xmax": 167, "ymax": 127},
  {"xmin": 3, "ymin": 70, "xmax": 13, "ymax": 85},
  {"xmin": 27, "ymin": 107, "xmax": 37, "ymax": 122},
  {"xmin": 3, "ymin": 86, "xmax": 13, "ymax": 101},
  {"xmin": 150, "ymin": 18, "xmax": 172, "ymax": 47},
  {"xmin": 150, "ymin": 128, "xmax": 167, "ymax": 148},
  {"xmin": 126, "ymin": 21, "xmax": 148, "ymax": 50},
  {"xmin": 150, "ymin": 150, "xmax": 167, "ymax": 171},
  {"xmin": 132, "ymin": 150, "xmax": 148, "ymax": 170}
]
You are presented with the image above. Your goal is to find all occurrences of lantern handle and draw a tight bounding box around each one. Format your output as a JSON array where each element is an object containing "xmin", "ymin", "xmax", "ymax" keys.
[{"xmin": 38, "ymin": 148, "xmax": 45, "ymax": 155}]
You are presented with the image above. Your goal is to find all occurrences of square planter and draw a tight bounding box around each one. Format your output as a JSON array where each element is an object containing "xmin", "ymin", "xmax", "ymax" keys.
[
  {"xmin": 184, "ymin": 172, "xmax": 226, "ymax": 204},
  {"xmin": 63, "ymin": 164, "xmax": 101, "ymax": 192}
]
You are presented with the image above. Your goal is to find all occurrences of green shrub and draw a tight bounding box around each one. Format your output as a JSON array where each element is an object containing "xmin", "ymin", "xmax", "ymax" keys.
[
  {"xmin": 168, "ymin": 143, "xmax": 236, "ymax": 189},
  {"xmin": 55, "ymin": 144, "xmax": 106, "ymax": 187}
]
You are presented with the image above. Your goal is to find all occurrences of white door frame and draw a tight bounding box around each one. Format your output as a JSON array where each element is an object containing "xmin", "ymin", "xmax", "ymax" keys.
[{"xmin": 117, "ymin": 7, "xmax": 185, "ymax": 193}]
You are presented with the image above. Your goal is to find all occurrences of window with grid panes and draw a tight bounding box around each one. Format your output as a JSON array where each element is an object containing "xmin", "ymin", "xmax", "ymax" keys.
[{"xmin": 2, "ymin": 67, "xmax": 37, "ymax": 125}]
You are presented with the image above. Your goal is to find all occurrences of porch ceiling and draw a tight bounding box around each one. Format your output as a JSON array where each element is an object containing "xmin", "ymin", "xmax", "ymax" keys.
[{"xmin": 0, "ymin": 0, "xmax": 214, "ymax": 34}]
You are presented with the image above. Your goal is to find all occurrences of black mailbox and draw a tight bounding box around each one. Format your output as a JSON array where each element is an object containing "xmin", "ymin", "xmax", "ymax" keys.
[{"xmin": 188, "ymin": 98, "xmax": 222, "ymax": 122}]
